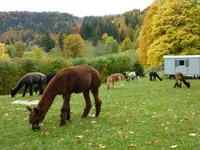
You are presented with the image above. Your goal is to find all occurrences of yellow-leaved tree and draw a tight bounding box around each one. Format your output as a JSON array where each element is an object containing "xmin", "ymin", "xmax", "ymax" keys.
[
  {"xmin": 101, "ymin": 33, "xmax": 109, "ymax": 43},
  {"xmin": 137, "ymin": 0, "xmax": 200, "ymax": 68},
  {"xmin": 63, "ymin": 34, "xmax": 84, "ymax": 58},
  {"xmin": 0, "ymin": 43, "xmax": 8, "ymax": 58},
  {"xmin": 32, "ymin": 47, "xmax": 45, "ymax": 59}
]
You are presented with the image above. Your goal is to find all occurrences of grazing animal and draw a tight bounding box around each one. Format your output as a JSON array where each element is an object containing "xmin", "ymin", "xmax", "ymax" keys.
[
  {"xmin": 34, "ymin": 72, "xmax": 57, "ymax": 94},
  {"xmin": 106, "ymin": 73, "xmax": 125, "ymax": 89},
  {"xmin": 27, "ymin": 64, "xmax": 102, "ymax": 130},
  {"xmin": 10, "ymin": 72, "xmax": 46, "ymax": 98},
  {"xmin": 149, "ymin": 72, "xmax": 162, "ymax": 81},
  {"xmin": 125, "ymin": 71, "xmax": 140, "ymax": 83},
  {"xmin": 174, "ymin": 72, "xmax": 190, "ymax": 88}
]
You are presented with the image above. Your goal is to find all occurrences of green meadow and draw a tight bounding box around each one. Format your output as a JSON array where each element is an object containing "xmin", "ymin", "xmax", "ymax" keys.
[{"xmin": 1, "ymin": 76, "xmax": 200, "ymax": 150}]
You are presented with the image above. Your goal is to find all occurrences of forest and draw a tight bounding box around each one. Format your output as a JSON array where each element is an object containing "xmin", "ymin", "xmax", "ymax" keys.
[{"xmin": 0, "ymin": 0, "xmax": 200, "ymax": 68}]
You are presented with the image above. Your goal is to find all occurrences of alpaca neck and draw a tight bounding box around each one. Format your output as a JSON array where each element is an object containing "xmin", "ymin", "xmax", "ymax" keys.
[
  {"xmin": 11, "ymin": 82, "xmax": 24, "ymax": 96},
  {"xmin": 37, "ymin": 86, "xmax": 57, "ymax": 118},
  {"xmin": 182, "ymin": 79, "xmax": 189, "ymax": 87}
]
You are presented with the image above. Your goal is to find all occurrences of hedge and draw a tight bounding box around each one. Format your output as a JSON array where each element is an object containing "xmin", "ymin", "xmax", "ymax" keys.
[{"xmin": 0, "ymin": 54, "xmax": 142, "ymax": 95}]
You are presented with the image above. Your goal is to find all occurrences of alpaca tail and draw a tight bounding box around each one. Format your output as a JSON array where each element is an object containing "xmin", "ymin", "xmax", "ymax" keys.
[{"xmin": 156, "ymin": 74, "xmax": 162, "ymax": 81}]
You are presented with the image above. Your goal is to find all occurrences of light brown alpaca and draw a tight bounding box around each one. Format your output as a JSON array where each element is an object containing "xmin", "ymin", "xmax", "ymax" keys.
[{"xmin": 106, "ymin": 73, "xmax": 125, "ymax": 89}]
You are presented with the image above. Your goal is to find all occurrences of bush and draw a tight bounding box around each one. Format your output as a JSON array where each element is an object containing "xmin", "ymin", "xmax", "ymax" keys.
[{"xmin": 132, "ymin": 60, "xmax": 144, "ymax": 76}]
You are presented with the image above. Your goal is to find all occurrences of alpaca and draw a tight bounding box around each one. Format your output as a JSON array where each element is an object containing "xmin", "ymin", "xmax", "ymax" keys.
[
  {"xmin": 174, "ymin": 72, "xmax": 190, "ymax": 88},
  {"xmin": 149, "ymin": 72, "xmax": 162, "ymax": 81},
  {"xmin": 106, "ymin": 73, "xmax": 125, "ymax": 89},
  {"xmin": 10, "ymin": 72, "xmax": 46, "ymax": 97},
  {"xmin": 125, "ymin": 71, "xmax": 140, "ymax": 83},
  {"xmin": 34, "ymin": 72, "xmax": 57, "ymax": 94}
]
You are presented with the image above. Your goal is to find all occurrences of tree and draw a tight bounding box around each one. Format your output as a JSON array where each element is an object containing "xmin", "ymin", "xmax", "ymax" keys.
[
  {"xmin": 0, "ymin": 43, "xmax": 6, "ymax": 58},
  {"xmin": 101, "ymin": 33, "xmax": 109, "ymax": 43},
  {"xmin": 32, "ymin": 47, "xmax": 45, "ymax": 59},
  {"xmin": 63, "ymin": 34, "xmax": 84, "ymax": 58},
  {"xmin": 5, "ymin": 44, "xmax": 16, "ymax": 58},
  {"xmin": 58, "ymin": 32, "xmax": 64, "ymax": 51},
  {"xmin": 121, "ymin": 38, "xmax": 133, "ymax": 52},
  {"xmin": 105, "ymin": 37, "xmax": 119, "ymax": 54},
  {"xmin": 15, "ymin": 41, "xmax": 24, "ymax": 57},
  {"xmin": 137, "ymin": 0, "xmax": 200, "ymax": 68},
  {"xmin": 37, "ymin": 33, "xmax": 55, "ymax": 52}
]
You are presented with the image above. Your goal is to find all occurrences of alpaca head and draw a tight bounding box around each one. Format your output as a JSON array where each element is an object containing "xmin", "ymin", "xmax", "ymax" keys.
[
  {"xmin": 186, "ymin": 82, "xmax": 191, "ymax": 88},
  {"xmin": 27, "ymin": 106, "xmax": 44, "ymax": 130},
  {"xmin": 10, "ymin": 89, "xmax": 15, "ymax": 98}
]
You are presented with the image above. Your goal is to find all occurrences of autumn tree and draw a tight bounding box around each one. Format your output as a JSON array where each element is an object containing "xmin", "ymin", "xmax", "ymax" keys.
[
  {"xmin": 63, "ymin": 34, "xmax": 84, "ymax": 58},
  {"xmin": 137, "ymin": 0, "xmax": 200, "ymax": 68},
  {"xmin": 15, "ymin": 41, "xmax": 24, "ymax": 57},
  {"xmin": 32, "ymin": 47, "xmax": 45, "ymax": 59},
  {"xmin": 0, "ymin": 43, "xmax": 6, "ymax": 58},
  {"xmin": 105, "ymin": 37, "xmax": 119, "ymax": 54},
  {"xmin": 101, "ymin": 33, "xmax": 109, "ymax": 43},
  {"xmin": 121, "ymin": 38, "xmax": 133, "ymax": 52}
]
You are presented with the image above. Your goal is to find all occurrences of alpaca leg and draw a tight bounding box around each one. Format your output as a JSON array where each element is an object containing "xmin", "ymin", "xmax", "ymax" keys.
[
  {"xmin": 60, "ymin": 94, "xmax": 71, "ymax": 126},
  {"xmin": 120, "ymin": 79, "xmax": 124, "ymax": 88},
  {"xmin": 137, "ymin": 76, "xmax": 140, "ymax": 83},
  {"xmin": 91, "ymin": 88, "xmax": 102, "ymax": 117},
  {"xmin": 39, "ymin": 82, "xmax": 44, "ymax": 95},
  {"xmin": 112, "ymin": 80, "xmax": 114, "ymax": 88},
  {"xmin": 22, "ymin": 85, "xmax": 28, "ymax": 97},
  {"xmin": 174, "ymin": 81, "xmax": 178, "ymax": 88},
  {"xmin": 180, "ymin": 82, "xmax": 182, "ymax": 88},
  {"xmin": 150, "ymin": 76, "xmax": 152, "ymax": 81},
  {"xmin": 82, "ymin": 90, "xmax": 92, "ymax": 118},
  {"xmin": 29, "ymin": 84, "xmax": 33, "ymax": 96}
]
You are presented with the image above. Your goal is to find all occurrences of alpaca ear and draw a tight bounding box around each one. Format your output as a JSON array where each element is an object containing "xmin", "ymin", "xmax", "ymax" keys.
[
  {"xmin": 34, "ymin": 107, "xmax": 39, "ymax": 113},
  {"xmin": 27, "ymin": 106, "xmax": 32, "ymax": 112}
]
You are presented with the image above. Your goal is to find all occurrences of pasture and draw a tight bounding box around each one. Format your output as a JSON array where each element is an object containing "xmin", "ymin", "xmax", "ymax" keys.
[{"xmin": 1, "ymin": 76, "xmax": 200, "ymax": 149}]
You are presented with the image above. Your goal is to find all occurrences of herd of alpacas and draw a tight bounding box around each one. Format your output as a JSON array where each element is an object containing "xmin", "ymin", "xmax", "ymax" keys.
[{"xmin": 9, "ymin": 64, "xmax": 191, "ymax": 130}]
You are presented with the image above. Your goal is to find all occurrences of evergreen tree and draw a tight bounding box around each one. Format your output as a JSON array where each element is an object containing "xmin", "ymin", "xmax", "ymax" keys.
[{"xmin": 58, "ymin": 32, "xmax": 64, "ymax": 51}]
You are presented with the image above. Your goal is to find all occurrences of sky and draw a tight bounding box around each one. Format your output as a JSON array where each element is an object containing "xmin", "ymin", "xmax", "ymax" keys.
[{"xmin": 0, "ymin": 0, "xmax": 154, "ymax": 17}]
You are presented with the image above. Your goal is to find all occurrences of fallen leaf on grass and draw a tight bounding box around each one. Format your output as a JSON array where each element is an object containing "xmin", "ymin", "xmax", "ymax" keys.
[
  {"xmin": 128, "ymin": 144, "xmax": 136, "ymax": 147},
  {"xmin": 129, "ymin": 131, "xmax": 134, "ymax": 134},
  {"xmin": 189, "ymin": 133, "xmax": 196, "ymax": 136},
  {"xmin": 4, "ymin": 113, "xmax": 9, "ymax": 117},
  {"xmin": 98, "ymin": 144, "xmax": 106, "ymax": 149},
  {"xmin": 184, "ymin": 117, "xmax": 192, "ymax": 121},
  {"xmin": 91, "ymin": 121, "xmax": 96, "ymax": 124},
  {"xmin": 57, "ymin": 138, "xmax": 64, "ymax": 142},
  {"xmin": 171, "ymin": 145, "xmax": 178, "ymax": 148},
  {"xmin": 122, "ymin": 135, "xmax": 127, "ymax": 139},
  {"xmin": 75, "ymin": 135, "xmax": 84, "ymax": 139}
]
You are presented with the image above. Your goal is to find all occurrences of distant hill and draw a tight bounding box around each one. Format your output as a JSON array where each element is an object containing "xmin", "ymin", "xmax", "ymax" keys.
[{"xmin": 0, "ymin": 11, "xmax": 80, "ymax": 34}]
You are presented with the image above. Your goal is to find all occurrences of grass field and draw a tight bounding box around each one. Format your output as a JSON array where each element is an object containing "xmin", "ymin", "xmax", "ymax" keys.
[{"xmin": 1, "ymin": 76, "xmax": 200, "ymax": 150}]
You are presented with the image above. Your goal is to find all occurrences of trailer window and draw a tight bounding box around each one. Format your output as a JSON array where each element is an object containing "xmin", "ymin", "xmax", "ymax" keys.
[{"xmin": 179, "ymin": 60, "xmax": 184, "ymax": 66}]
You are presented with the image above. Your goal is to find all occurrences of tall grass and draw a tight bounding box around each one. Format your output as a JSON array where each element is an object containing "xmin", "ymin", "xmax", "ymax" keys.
[{"xmin": 1, "ymin": 77, "xmax": 200, "ymax": 149}]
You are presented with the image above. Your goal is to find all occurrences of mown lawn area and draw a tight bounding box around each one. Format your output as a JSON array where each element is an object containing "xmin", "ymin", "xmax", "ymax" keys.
[{"xmin": 1, "ymin": 76, "xmax": 200, "ymax": 149}]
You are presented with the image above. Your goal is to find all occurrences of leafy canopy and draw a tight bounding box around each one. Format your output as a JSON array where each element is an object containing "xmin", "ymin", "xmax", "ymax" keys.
[{"xmin": 137, "ymin": 0, "xmax": 200, "ymax": 68}]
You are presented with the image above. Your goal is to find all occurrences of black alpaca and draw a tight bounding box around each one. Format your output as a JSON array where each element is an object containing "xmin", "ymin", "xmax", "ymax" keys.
[
  {"xmin": 34, "ymin": 72, "xmax": 57, "ymax": 94},
  {"xmin": 10, "ymin": 72, "xmax": 46, "ymax": 97},
  {"xmin": 174, "ymin": 72, "xmax": 190, "ymax": 88},
  {"xmin": 149, "ymin": 72, "xmax": 162, "ymax": 81}
]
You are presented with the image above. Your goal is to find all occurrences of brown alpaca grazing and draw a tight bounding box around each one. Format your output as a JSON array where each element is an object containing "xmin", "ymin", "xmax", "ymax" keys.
[
  {"xmin": 174, "ymin": 72, "xmax": 191, "ymax": 88},
  {"xmin": 27, "ymin": 64, "xmax": 102, "ymax": 130},
  {"xmin": 106, "ymin": 73, "xmax": 125, "ymax": 89}
]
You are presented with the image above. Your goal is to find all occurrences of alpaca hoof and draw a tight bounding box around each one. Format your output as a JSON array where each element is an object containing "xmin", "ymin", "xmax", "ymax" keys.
[{"xmin": 59, "ymin": 120, "xmax": 66, "ymax": 126}]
